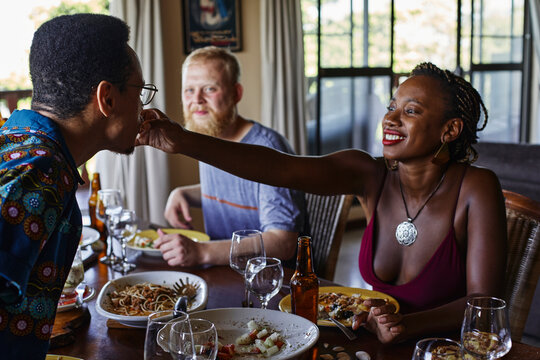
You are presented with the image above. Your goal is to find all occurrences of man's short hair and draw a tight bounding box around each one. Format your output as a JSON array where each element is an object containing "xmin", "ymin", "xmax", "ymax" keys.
[
  {"xmin": 30, "ymin": 13, "xmax": 132, "ymax": 119},
  {"xmin": 182, "ymin": 46, "xmax": 241, "ymax": 85}
]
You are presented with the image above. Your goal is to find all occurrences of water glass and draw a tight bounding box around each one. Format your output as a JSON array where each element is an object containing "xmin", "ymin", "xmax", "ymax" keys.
[
  {"xmin": 96, "ymin": 189, "xmax": 123, "ymax": 265},
  {"xmin": 61, "ymin": 245, "xmax": 85, "ymax": 297},
  {"xmin": 461, "ymin": 297, "xmax": 512, "ymax": 359},
  {"xmin": 412, "ymin": 338, "xmax": 463, "ymax": 360},
  {"xmin": 245, "ymin": 256, "xmax": 283, "ymax": 309},
  {"xmin": 110, "ymin": 209, "xmax": 138, "ymax": 274},
  {"xmin": 144, "ymin": 310, "xmax": 189, "ymax": 360},
  {"xmin": 229, "ymin": 229, "xmax": 265, "ymax": 306},
  {"xmin": 169, "ymin": 318, "xmax": 218, "ymax": 360}
]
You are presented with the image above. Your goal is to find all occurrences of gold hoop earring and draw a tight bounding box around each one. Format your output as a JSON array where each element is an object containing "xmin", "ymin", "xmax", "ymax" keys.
[
  {"xmin": 384, "ymin": 158, "xmax": 399, "ymax": 171},
  {"xmin": 431, "ymin": 141, "xmax": 450, "ymax": 165}
]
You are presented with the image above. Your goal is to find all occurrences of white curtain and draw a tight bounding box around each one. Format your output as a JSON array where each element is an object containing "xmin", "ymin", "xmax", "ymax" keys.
[
  {"xmin": 530, "ymin": 0, "xmax": 540, "ymax": 61},
  {"xmin": 260, "ymin": 0, "xmax": 307, "ymax": 154},
  {"xmin": 95, "ymin": 0, "xmax": 169, "ymax": 226}
]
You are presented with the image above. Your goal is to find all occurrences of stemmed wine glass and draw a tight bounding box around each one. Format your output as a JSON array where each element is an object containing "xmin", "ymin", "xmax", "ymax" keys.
[
  {"xmin": 461, "ymin": 297, "xmax": 512, "ymax": 359},
  {"xmin": 245, "ymin": 257, "xmax": 283, "ymax": 309},
  {"xmin": 110, "ymin": 209, "xmax": 138, "ymax": 274},
  {"xmin": 411, "ymin": 338, "xmax": 463, "ymax": 360},
  {"xmin": 229, "ymin": 230, "xmax": 265, "ymax": 307},
  {"xmin": 96, "ymin": 189, "xmax": 123, "ymax": 264},
  {"xmin": 169, "ymin": 318, "xmax": 218, "ymax": 360}
]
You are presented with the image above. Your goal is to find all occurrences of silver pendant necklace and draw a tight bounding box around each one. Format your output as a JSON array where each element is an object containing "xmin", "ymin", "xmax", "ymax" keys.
[{"xmin": 395, "ymin": 170, "xmax": 447, "ymax": 246}]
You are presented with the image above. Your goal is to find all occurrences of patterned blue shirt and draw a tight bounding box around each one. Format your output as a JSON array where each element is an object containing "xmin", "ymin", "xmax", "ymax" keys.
[{"xmin": 0, "ymin": 110, "xmax": 83, "ymax": 359}]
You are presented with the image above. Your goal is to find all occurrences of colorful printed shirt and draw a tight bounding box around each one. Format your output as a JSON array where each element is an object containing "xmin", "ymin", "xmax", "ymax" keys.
[{"xmin": 0, "ymin": 110, "xmax": 84, "ymax": 359}]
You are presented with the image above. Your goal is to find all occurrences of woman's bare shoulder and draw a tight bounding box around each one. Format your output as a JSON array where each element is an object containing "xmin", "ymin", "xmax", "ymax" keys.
[{"xmin": 460, "ymin": 164, "xmax": 504, "ymax": 206}]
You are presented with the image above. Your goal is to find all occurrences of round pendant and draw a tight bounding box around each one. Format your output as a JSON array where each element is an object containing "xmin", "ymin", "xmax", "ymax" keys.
[{"xmin": 395, "ymin": 220, "xmax": 417, "ymax": 246}]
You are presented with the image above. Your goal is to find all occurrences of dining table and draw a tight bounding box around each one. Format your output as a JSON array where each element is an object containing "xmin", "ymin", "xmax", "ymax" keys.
[{"xmin": 48, "ymin": 247, "xmax": 540, "ymax": 360}]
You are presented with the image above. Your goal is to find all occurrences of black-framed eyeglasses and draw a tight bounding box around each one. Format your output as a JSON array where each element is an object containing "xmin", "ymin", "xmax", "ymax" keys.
[{"xmin": 127, "ymin": 83, "xmax": 158, "ymax": 106}]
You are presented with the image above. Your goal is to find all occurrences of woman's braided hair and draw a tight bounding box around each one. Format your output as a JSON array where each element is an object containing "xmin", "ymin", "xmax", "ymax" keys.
[{"xmin": 410, "ymin": 62, "xmax": 488, "ymax": 163}]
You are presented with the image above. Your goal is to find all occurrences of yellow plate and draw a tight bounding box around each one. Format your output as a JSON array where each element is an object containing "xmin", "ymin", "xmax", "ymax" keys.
[
  {"xmin": 278, "ymin": 286, "xmax": 399, "ymax": 327},
  {"xmin": 46, "ymin": 355, "xmax": 83, "ymax": 360},
  {"xmin": 127, "ymin": 229, "xmax": 210, "ymax": 255}
]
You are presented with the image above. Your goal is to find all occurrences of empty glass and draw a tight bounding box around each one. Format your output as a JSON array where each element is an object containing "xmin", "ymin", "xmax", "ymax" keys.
[
  {"xmin": 245, "ymin": 257, "xmax": 283, "ymax": 309},
  {"xmin": 110, "ymin": 209, "xmax": 138, "ymax": 274},
  {"xmin": 461, "ymin": 297, "xmax": 512, "ymax": 359},
  {"xmin": 169, "ymin": 318, "xmax": 218, "ymax": 360},
  {"xmin": 229, "ymin": 230, "xmax": 265, "ymax": 306},
  {"xmin": 96, "ymin": 189, "xmax": 123, "ymax": 264},
  {"xmin": 144, "ymin": 310, "xmax": 189, "ymax": 360},
  {"xmin": 60, "ymin": 245, "xmax": 84, "ymax": 298},
  {"xmin": 412, "ymin": 338, "xmax": 463, "ymax": 360}
]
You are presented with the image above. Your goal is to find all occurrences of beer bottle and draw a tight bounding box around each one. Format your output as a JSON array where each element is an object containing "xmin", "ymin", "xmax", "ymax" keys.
[
  {"xmin": 290, "ymin": 236, "xmax": 319, "ymax": 323},
  {"xmin": 88, "ymin": 172, "xmax": 106, "ymax": 240}
]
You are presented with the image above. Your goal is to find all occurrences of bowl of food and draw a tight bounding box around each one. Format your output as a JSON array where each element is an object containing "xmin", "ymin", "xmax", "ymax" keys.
[{"xmin": 95, "ymin": 271, "xmax": 208, "ymax": 327}]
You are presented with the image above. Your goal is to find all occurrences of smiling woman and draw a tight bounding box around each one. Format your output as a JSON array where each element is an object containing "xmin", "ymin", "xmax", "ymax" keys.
[{"xmin": 135, "ymin": 61, "xmax": 508, "ymax": 345}]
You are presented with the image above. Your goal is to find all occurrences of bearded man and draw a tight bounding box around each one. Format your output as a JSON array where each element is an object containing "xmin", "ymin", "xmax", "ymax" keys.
[{"xmin": 153, "ymin": 46, "xmax": 307, "ymax": 267}]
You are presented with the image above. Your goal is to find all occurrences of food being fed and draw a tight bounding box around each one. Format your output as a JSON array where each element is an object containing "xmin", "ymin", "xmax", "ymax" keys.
[
  {"xmin": 318, "ymin": 292, "xmax": 388, "ymax": 328},
  {"xmin": 217, "ymin": 320, "xmax": 285, "ymax": 359}
]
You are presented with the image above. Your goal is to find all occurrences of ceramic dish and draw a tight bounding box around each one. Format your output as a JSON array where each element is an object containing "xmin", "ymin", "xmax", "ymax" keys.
[
  {"xmin": 278, "ymin": 286, "xmax": 399, "ymax": 327},
  {"xmin": 80, "ymin": 226, "xmax": 100, "ymax": 247},
  {"xmin": 127, "ymin": 229, "xmax": 210, "ymax": 256},
  {"xmin": 57, "ymin": 285, "xmax": 96, "ymax": 312},
  {"xmin": 95, "ymin": 271, "xmax": 208, "ymax": 328},
  {"xmin": 46, "ymin": 355, "xmax": 83, "ymax": 360},
  {"xmin": 190, "ymin": 307, "xmax": 319, "ymax": 360}
]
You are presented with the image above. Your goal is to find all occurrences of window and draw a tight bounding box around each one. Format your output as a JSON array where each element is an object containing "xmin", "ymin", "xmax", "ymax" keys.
[
  {"xmin": 0, "ymin": 0, "xmax": 109, "ymax": 118},
  {"xmin": 303, "ymin": 0, "xmax": 531, "ymax": 155}
]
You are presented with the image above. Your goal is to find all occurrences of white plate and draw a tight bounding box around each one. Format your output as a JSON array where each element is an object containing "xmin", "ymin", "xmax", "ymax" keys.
[
  {"xmin": 128, "ymin": 229, "xmax": 210, "ymax": 257},
  {"xmin": 191, "ymin": 308, "xmax": 319, "ymax": 360},
  {"xmin": 80, "ymin": 226, "xmax": 100, "ymax": 247},
  {"xmin": 57, "ymin": 285, "xmax": 96, "ymax": 312},
  {"xmin": 95, "ymin": 271, "xmax": 208, "ymax": 328}
]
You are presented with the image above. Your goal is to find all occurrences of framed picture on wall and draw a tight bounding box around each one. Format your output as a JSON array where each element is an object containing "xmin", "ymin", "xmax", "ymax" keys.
[{"xmin": 183, "ymin": 0, "xmax": 242, "ymax": 53}]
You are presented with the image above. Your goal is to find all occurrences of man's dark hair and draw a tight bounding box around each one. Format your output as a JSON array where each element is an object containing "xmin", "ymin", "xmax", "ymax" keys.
[{"xmin": 30, "ymin": 13, "xmax": 132, "ymax": 119}]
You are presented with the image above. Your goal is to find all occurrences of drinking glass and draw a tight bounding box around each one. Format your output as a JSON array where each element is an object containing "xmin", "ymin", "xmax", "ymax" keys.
[
  {"xmin": 96, "ymin": 189, "xmax": 123, "ymax": 264},
  {"xmin": 229, "ymin": 230, "xmax": 265, "ymax": 307},
  {"xmin": 169, "ymin": 318, "xmax": 218, "ymax": 360},
  {"xmin": 60, "ymin": 245, "xmax": 84, "ymax": 300},
  {"xmin": 245, "ymin": 256, "xmax": 283, "ymax": 309},
  {"xmin": 461, "ymin": 297, "xmax": 512, "ymax": 359},
  {"xmin": 144, "ymin": 310, "xmax": 189, "ymax": 360},
  {"xmin": 412, "ymin": 338, "xmax": 463, "ymax": 360},
  {"xmin": 110, "ymin": 209, "xmax": 138, "ymax": 274}
]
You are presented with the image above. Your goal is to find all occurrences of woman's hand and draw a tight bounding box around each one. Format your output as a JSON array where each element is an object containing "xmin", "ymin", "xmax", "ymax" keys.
[
  {"xmin": 135, "ymin": 108, "xmax": 184, "ymax": 153},
  {"xmin": 362, "ymin": 299, "xmax": 405, "ymax": 344}
]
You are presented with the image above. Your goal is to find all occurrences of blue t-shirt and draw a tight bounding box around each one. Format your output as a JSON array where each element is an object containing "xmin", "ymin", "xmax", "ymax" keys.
[
  {"xmin": 200, "ymin": 121, "xmax": 306, "ymax": 240},
  {"xmin": 0, "ymin": 110, "xmax": 83, "ymax": 359}
]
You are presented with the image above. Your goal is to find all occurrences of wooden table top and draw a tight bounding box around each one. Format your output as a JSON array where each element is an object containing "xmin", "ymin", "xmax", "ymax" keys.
[{"xmin": 48, "ymin": 251, "xmax": 540, "ymax": 360}]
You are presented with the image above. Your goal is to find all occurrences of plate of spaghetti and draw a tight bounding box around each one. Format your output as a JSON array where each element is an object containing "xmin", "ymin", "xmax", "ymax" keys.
[{"xmin": 95, "ymin": 271, "xmax": 208, "ymax": 327}]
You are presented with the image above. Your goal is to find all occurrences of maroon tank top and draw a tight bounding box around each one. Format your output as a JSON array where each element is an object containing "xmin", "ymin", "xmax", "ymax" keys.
[{"xmin": 358, "ymin": 169, "xmax": 467, "ymax": 314}]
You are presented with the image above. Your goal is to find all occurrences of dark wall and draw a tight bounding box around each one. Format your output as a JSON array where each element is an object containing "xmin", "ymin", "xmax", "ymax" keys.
[{"xmin": 474, "ymin": 142, "xmax": 540, "ymax": 203}]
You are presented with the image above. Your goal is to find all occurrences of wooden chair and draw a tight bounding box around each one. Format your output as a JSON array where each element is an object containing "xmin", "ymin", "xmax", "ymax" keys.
[
  {"xmin": 502, "ymin": 189, "xmax": 540, "ymax": 341},
  {"xmin": 304, "ymin": 193, "xmax": 354, "ymax": 281}
]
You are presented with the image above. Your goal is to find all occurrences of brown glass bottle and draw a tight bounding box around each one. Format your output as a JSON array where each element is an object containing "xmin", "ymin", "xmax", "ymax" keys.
[
  {"xmin": 88, "ymin": 172, "xmax": 106, "ymax": 240},
  {"xmin": 290, "ymin": 236, "xmax": 319, "ymax": 323}
]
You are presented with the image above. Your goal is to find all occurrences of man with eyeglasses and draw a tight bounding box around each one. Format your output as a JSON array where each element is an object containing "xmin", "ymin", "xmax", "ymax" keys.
[
  {"xmin": 0, "ymin": 14, "xmax": 146, "ymax": 359},
  {"xmin": 151, "ymin": 46, "xmax": 307, "ymax": 268}
]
